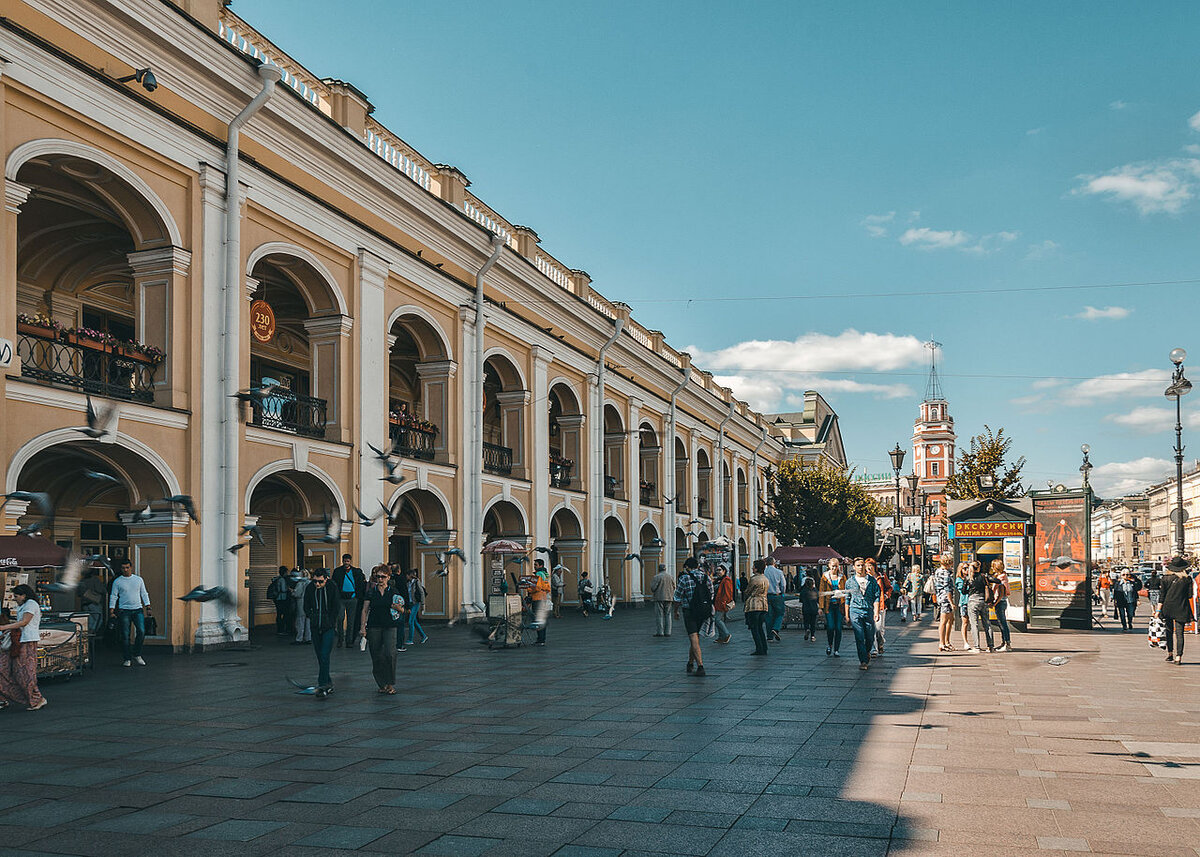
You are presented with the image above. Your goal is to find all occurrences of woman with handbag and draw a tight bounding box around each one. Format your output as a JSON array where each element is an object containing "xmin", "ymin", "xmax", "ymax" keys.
[
  {"xmin": 0, "ymin": 584, "xmax": 47, "ymax": 711},
  {"xmin": 1160, "ymin": 557, "xmax": 1193, "ymax": 665},
  {"xmin": 818, "ymin": 558, "xmax": 847, "ymax": 657},
  {"xmin": 988, "ymin": 560, "xmax": 1012, "ymax": 652},
  {"xmin": 359, "ymin": 565, "xmax": 402, "ymax": 694},
  {"xmin": 744, "ymin": 559, "xmax": 770, "ymax": 656}
]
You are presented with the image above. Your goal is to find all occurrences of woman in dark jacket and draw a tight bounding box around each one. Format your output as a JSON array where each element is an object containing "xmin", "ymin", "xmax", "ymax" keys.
[
  {"xmin": 303, "ymin": 568, "xmax": 340, "ymax": 697},
  {"xmin": 359, "ymin": 564, "xmax": 402, "ymax": 693},
  {"xmin": 1159, "ymin": 558, "xmax": 1194, "ymax": 665}
]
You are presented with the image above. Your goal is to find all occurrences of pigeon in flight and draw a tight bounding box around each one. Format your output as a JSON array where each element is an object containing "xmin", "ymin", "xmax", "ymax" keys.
[
  {"xmin": 416, "ymin": 523, "xmax": 434, "ymax": 545},
  {"xmin": 230, "ymin": 381, "xmax": 282, "ymax": 405},
  {"xmin": 4, "ymin": 491, "xmax": 55, "ymax": 537},
  {"xmin": 319, "ymin": 509, "xmax": 342, "ymax": 543},
  {"xmin": 354, "ymin": 505, "xmax": 382, "ymax": 527},
  {"xmin": 38, "ymin": 552, "xmax": 88, "ymax": 593},
  {"xmin": 368, "ymin": 442, "xmax": 406, "ymax": 485},
  {"xmin": 163, "ymin": 494, "xmax": 199, "ymax": 523},
  {"xmin": 77, "ymin": 395, "xmax": 119, "ymax": 439},
  {"xmin": 82, "ymin": 470, "xmax": 120, "ymax": 485},
  {"xmin": 240, "ymin": 524, "xmax": 266, "ymax": 546},
  {"xmin": 179, "ymin": 585, "xmax": 233, "ymax": 605}
]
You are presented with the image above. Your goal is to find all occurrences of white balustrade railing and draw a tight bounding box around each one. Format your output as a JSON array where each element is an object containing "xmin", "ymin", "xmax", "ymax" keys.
[
  {"xmin": 364, "ymin": 126, "xmax": 432, "ymax": 190},
  {"xmin": 627, "ymin": 323, "xmax": 653, "ymax": 350},
  {"xmin": 463, "ymin": 199, "xmax": 515, "ymax": 247},
  {"xmin": 218, "ymin": 17, "xmax": 328, "ymax": 113},
  {"xmin": 535, "ymin": 254, "xmax": 571, "ymax": 290},
  {"xmin": 587, "ymin": 294, "xmax": 616, "ymax": 319}
]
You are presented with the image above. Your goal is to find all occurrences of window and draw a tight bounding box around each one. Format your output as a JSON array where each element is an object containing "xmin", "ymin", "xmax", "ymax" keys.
[
  {"xmin": 931, "ymin": 499, "xmax": 940, "ymax": 515},
  {"xmin": 931, "ymin": 461, "xmax": 939, "ymax": 477},
  {"xmin": 82, "ymin": 307, "xmax": 135, "ymax": 343}
]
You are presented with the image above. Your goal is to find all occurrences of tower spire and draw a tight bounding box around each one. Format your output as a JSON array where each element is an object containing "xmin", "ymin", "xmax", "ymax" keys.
[{"xmin": 923, "ymin": 340, "xmax": 944, "ymax": 402}]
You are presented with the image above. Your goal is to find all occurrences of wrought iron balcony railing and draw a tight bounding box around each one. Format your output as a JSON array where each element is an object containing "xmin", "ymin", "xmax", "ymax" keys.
[
  {"xmin": 640, "ymin": 483, "xmax": 657, "ymax": 505},
  {"xmin": 483, "ymin": 441, "xmax": 513, "ymax": 476},
  {"xmin": 17, "ymin": 333, "xmax": 158, "ymax": 403},
  {"xmin": 550, "ymin": 459, "xmax": 573, "ymax": 488},
  {"xmin": 250, "ymin": 390, "xmax": 327, "ymax": 439},
  {"xmin": 390, "ymin": 423, "xmax": 437, "ymax": 460}
]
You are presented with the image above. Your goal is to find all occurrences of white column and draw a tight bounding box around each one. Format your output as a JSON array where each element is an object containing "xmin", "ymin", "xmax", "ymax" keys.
[
  {"xmin": 587, "ymin": 374, "xmax": 603, "ymax": 584},
  {"xmin": 459, "ymin": 306, "xmax": 483, "ymax": 618},
  {"xmin": 356, "ymin": 249, "xmax": 390, "ymax": 573},
  {"xmin": 531, "ymin": 347, "xmax": 552, "ymax": 551},
  {"xmin": 627, "ymin": 397, "xmax": 642, "ymax": 601}
]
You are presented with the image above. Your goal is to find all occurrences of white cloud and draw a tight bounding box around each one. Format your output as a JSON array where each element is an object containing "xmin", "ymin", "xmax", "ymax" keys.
[
  {"xmin": 1104, "ymin": 406, "xmax": 1200, "ymax": 433},
  {"xmin": 1110, "ymin": 100, "xmax": 1129, "ymax": 111},
  {"xmin": 1062, "ymin": 369, "xmax": 1171, "ymax": 405},
  {"xmin": 862, "ymin": 211, "xmax": 895, "ymax": 238},
  {"xmin": 898, "ymin": 226, "xmax": 1019, "ymax": 254},
  {"xmin": 1027, "ymin": 127, "xmax": 1044, "ymax": 136},
  {"xmin": 1070, "ymin": 305, "xmax": 1131, "ymax": 321},
  {"xmin": 1090, "ymin": 457, "xmax": 1174, "ymax": 496},
  {"xmin": 685, "ymin": 329, "xmax": 927, "ymax": 411},
  {"xmin": 1074, "ymin": 158, "xmax": 1200, "ymax": 214},
  {"xmin": 1190, "ymin": 110, "xmax": 1200, "ymax": 132},
  {"xmin": 1025, "ymin": 239, "xmax": 1060, "ymax": 261}
]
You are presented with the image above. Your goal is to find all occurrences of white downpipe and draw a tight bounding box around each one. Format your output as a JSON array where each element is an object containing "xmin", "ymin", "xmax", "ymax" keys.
[
  {"xmin": 714, "ymin": 401, "xmax": 735, "ymax": 551},
  {"xmin": 466, "ymin": 234, "xmax": 506, "ymax": 617},
  {"xmin": 750, "ymin": 426, "xmax": 768, "ymax": 561},
  {"xmin": 665, "ymin": 367, "xmax": 691, "ymax": 574},
  {"xmin": 221, "ymin": 62, "xmax": 281, "ymax": 642},
  {"xmin": 591, "ymin": 318, "xmax": 624, "ymax": 583}
]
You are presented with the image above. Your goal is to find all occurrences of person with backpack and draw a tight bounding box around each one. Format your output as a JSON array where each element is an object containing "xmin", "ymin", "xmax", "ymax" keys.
[
  {"xmin": 744, "ymin": 559, "xmax": 770, "ymax": 656},
  {"xmin": 578, "ymin": 572, "xmax": 595, "ymax": 617},
  {"xmin": 1160, "ymin": 557, "xmax": 1193, "ymax": 665},
  {"xmin": 672, "ymin": 556, "xmax": 714, "ymax": 676},
  {"xmin": 712, "ymin": 564, "xmax": 735, "ymax": 644},
  {"xmin": 267, "ymin": 566, "xmax": 293, "ymax": 636}
]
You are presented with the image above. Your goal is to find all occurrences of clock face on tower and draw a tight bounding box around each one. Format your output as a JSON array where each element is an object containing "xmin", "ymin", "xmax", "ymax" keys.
[{"xmin": 928, "ymin": 444, "xmax": 941, "ymax": 455}]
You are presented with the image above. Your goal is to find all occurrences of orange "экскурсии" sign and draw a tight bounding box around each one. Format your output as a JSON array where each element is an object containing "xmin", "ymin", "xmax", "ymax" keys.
[{"xmin": 950, "ymin": 520, "xmax": 1026, "ymax": 539}]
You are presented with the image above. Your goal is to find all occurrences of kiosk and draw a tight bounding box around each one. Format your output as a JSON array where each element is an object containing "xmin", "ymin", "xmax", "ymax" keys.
[
  {"xmin": 946, "ymin": 498, "xmax": 1032, "ymax": 628},
  {"xmin": 1027, "ymin": 488, "xmax": 1093, "ymax": 630}
]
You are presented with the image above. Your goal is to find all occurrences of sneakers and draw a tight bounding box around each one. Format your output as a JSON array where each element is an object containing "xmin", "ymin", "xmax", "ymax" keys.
[
  {"xmin": 1166, "ymin": 653, "xmax": 1176, "ymax": 661},
  {"xmin": 716, "ymin": 635, "xmax": 731, "ymax": 644},
  {"xmin": 135, "ymin": 656, "xmax": 146, "ymax": 666},
  {"xmin": 859, "ymin": 663, "xmax": 869, "ymax": 671},
  {"xmin": 833, "ymin": 650, "xmax": 841, "ymax": 657},
  {"xmin": 397, "ymin": 646, "xmax": 408, "ymax": 652},
  {"xmin": 686, "ymin": 662, "xmax": 695, "ymax": 674},
  {"xmin": 27, "ymin": 699, "xmax": 47, "ymax": 711},
  {"xmin": 122, "ymin": 660, "xmax": 131, "ymax": 668}
]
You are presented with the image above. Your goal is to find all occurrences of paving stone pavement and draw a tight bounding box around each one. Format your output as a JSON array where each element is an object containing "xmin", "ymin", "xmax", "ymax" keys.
[{"xmin": 2, "ymin": 606, "xmax": 1199, "ymax": 856}]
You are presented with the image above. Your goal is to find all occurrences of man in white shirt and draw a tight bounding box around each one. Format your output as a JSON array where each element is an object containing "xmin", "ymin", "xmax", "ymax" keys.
[
  {"xmin": 109, "ymin": 559, "xmax": 151, "ymax": 667},
  {"xmin": 764, "ymin": 556, "xmax": 787, "ymax": 643}
]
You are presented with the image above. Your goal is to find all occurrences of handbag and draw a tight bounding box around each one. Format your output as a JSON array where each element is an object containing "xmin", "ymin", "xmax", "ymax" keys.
[
  {"xmin": 923, "ymin": 577, "xmax": 935, "ymax": 596},
  {"xmin": 1148, "ymin": 615, "xmax": 1168, "ymax": 649}
]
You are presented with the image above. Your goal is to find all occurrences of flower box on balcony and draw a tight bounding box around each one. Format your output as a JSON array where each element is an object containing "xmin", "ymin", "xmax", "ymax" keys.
[
  {"xmin": 65, "ymin": 332, "xmax": 112, "ymax": 353},
  {"xmin": 17, "ymin": 321, "xmax": 59, "ymax": 340},
  {"xmin": 114, "ymin": 343, "xmax": 165, "ymax": 365}
]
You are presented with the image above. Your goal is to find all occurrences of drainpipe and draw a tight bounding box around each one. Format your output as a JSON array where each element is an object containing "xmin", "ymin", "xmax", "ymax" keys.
[
  {"xmin": 665, "ymin": 366, "xmax": 691, "ymax": 574},
  {"xmin": 222, "ymin": 62, "xmax": 281, "ymax": 641},
  {"xmin": 466, "ymin": 234, "xmax": 506, "ymax": 618},
  {"xmin": 714, "ymin": 401, "xmax": 735, "ymax": 546},
  {"xmin": 751, "ymin": 426, "xmax": 768, "ymax": 561},
  {"xmin": 592, "ymin": 318, "xmax": 624, "ymax": 583}
]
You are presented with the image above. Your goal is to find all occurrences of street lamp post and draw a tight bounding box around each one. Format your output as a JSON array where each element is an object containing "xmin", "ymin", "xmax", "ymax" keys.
[
  {"xmin": 1079, "ymin": 444, "xmax": 1092, "ymax": 492},
  {"xmin": 1165, "ymin": 348, "xmax": 1192, "ymax": 558},
  {"xmin": 889, "ymin": 443, "xmax": 906, "ymax": 576},
  {"xmin": 906, "ymin": 472, "xmax": 919, "ymax": 571}
]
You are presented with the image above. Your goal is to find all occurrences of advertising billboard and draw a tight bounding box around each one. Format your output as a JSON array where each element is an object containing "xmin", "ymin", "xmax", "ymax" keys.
[{"xmin": 1032, "ymin": 494, "xmax": 1090, "ymax": 616}]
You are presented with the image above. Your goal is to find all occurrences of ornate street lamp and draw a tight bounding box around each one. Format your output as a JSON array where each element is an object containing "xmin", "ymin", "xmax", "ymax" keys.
[
  {"xmin": 889, "ymin": 443, "xmax": 906, "ymax": 574},
  {"xmin": 1165, "ymin": 348, "xmax": 1192, "ymax": 557},
  {"xmin": 906, "ymin": 472, "xmax": 920, "ymax": 570},
  {"xmin": 1079, "ymin": 443, "xmax": 1092, "ymax": 491}
]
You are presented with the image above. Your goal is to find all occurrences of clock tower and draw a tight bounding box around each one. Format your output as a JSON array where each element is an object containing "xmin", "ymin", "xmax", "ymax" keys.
[{"xmin": 912, "ymin": 342, "xmax": 955, "ymax": 540}]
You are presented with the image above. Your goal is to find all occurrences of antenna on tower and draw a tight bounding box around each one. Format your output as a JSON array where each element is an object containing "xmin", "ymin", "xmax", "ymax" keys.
[{"xmin": 924, "ymin": 340, "xmax": 944, "ymax": 402}]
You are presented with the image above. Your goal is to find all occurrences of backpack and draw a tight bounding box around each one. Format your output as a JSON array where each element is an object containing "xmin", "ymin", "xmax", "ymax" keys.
[{"xmin": 687, "ymin": 572, "xmax": 713, "ymax": 620}]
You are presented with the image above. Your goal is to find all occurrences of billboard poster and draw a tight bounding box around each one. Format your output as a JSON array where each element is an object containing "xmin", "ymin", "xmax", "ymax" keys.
[
  {"xmin": 1032, "ymin": 495, "xmax": 1088, "ymax": 610},
  {"xmin": 901, "ymin": 516, "xmax": 922, "ymax": 537},
  {"xmin": 1003, "ymin": 537, "xmax": 1025, "ymax": 622},
  {"xmin": 874, "ymin": 516, "xmax": 893, "ymax": 545}
]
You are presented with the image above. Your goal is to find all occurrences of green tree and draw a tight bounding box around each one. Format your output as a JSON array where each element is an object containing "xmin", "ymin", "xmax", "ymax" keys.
[
  {"xmin": 760, "ymin": 459, "xmax": 886, "ymax": 557},
  {"xmin": 944, "ymin": 425, "xmax": 1027, "ymax": 500}
]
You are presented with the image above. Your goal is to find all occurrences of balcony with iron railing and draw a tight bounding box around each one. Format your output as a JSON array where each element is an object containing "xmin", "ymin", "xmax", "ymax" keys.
[
  {"xmin": 483, "ymin": 442, "xmax": 513, "ymax": 476},
  {"xmin": 640, "ymin": 481, "xmax": 657, "ymax": 506},
  {"xmin": 604, "ymin": 475, "xmax": 619, "ymax": 499},
  {"xmin": 250, "ymin": 390, "xmax": 328, "ymax": 439},
  {"xmin": 550, "ymin": 454, "xmax": 573, "ymax": 489},
  {"xmin": 16, "ymin": 329, "xmax": 159, "ymax": 403},
  {"xmin": 389, "ymin": 422, "xmax": 437, "ymax": 461}
]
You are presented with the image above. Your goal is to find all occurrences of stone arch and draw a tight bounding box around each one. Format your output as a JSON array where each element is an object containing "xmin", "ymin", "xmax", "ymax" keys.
[
  {"xmin": 7, "ymin": 138, "xmax": 182, "ymax": 247},
  {"xmin": 387, "ymin": 482, "xmax": 455, "ymax": 531},
  {"xmin": 6, "ymin": 427, "xmax": 180, "ymax": 497},
  {"xmin": 547, "ymin": 377, "xmax": 582, "ymax": 411},
  {"xmin": 242, "ymin": 459, "xmax": 348, "ymax": 519},
  {"xmin": 482, "ymin": 496, "xmax": 528, "ymax": 539},
  {"xmin": 550, "ymin": 504, "xmax": 584, "ymax": 541},
  {"xmin": 482, "ymin": 347, "xmax": 527, "ymax": 391},
  {"xmin": 388, "ymin": 305, "xmax": 453, "ymax": 361},
  {"xmin": 246, "ymin": 241, "xmax": 348, "ymax": 317}
]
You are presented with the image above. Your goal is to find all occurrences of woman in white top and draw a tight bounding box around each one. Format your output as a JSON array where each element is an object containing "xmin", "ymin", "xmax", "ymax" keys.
[{"xmin": 0, "ymin": 584, "xmax": 47, "ymax": 711}]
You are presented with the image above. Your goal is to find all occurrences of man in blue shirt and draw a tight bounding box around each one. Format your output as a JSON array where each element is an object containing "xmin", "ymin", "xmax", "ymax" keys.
[
  {"xmin": 763, "ymin": 557, "xmax": 787, "ymax": 642},
  {"xmin": 844, "ymin": 558, "xmax": 881, "ymax": 671},
  {"xmin": 108, "ymin": 559, "xmax": 151, "ymax": 668},
  {"xmin": 333, "ymin": 554, "xmax": 365, "ymax": 647}
]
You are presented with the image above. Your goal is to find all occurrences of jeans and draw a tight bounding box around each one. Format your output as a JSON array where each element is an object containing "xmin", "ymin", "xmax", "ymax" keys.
[
  {"xmin": 993, "ymin": 599, "xmax": 1011, "ymax": 645},
  {"xmin": 311, "ymin": 629, "xmax": 335, "ymax": 688},
  {"xmin": 714, "ymin": 611, "xmax": 730, "ymax": 640},
  {"xmin": 335, "ymin": 597, "xmax": 359, "ymax": 643},
  {"xmin": 967, "ymin": 595, "xmax": 994, "ymax": 650},
  {"xmin": 746, "ymin": 610, "xmax": 768, "ymax": 654},
  {"xmin": 1165, "ymin": 615, "xmax": 1187, "ymax": 658},
  {"xmin": 274, "ymin": 600, "xmax": 289, "ymax": 634},
  {"xmin": 116, "ymin": 608, "xmax": 145, "ymax": 660},
  {"xmin": 802, "ymin": 606, "xmax": 819, "ymax": 638},
  {"xmin": 849, "ymin": 613, "xmax": 876, "ymax": 665},
  {"xmin": 875, "ymin": 607, "xmax": 887, "ymax": 650},
  {"xmin": 654, "ymin": 602, "xmax": 672, "ymax": 635},
  {"xmin": 766, "ymin": 593, "xmax": 786, "ymax": 634},
  {"xmin": 84, "ymin": 604, "xmax": 104, "ymax": 637},
  {"xmin": 365, "ymin": 626, "xmax": 397, "ymax": 688},
  {"xmin": 406, "ymin": 607, "xmax": 426, "ymax": 644},
  {"xmin": 825, "ymin": 610, "xmax": 843, "ymax": 652},
  {"xmin": 912, "ymin": 592, "xmax": 923, "ymax": 618},
  {"xmin": 1117, "ymin": 602, "xmax": 1135, "ymax": 630}
]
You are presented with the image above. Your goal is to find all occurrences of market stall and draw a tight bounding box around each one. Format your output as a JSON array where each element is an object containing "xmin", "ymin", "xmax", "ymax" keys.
[{"xmin": 946, "ymin": 498, "xmax": 1033, "ymax": 629}]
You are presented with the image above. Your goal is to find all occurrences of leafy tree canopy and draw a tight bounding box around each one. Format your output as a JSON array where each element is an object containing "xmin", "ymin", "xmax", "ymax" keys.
[
  {"xmin": 944, "ymin": 425, "xmax": 1027, "ymax": 500},
  {"xmin": 760, "ymin": 459, "xmax": 886, "ymax": 557}
]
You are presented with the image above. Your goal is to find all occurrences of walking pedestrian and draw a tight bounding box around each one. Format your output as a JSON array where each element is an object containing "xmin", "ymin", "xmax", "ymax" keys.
[
  {"xmin": 303, "ymin": 568, "xmax": 340, "ymax": 697},
  {"xmin": 1146, "ymin": 569, "xmax": 1163, "ymax": 616},
  {"xmin": 359, "ymin": 565, "xmax": 400, "ymax": 694},
  {"xmin": 819, "ymin": 558, "xmax": 846, "ymax": 657},
  {"xmin": 1160, "ymin": 557, "xmax": 1193, "ymax": 665},
  {"xmin": 800, "ymin": 575, "xmax": 820, "ymax": 642},
  {"xmin": 530, "ymin": 565, "xmax": 551, "ymax": 646},
  {"xmin": 578, "ymin": 571, "xmax": 594, "ymax": 617},
  {"xmin": 1098, "ymin": 569, "xmax": 1112, "ymax": 618},
  {"xmin": 1114, "ymin": 570, "xmax": 1139, "ymax": 631},
  {"xmin": 966, "ymin": 560, "xmax": 995, "ymax": 652},
  {"xmin": 291, "ymin": 569, "xmax": 312, "ymax": 644},
  {"xmin": 865, "ymin": 558, "xmax": 887, "ymax": 655},
  {"xmin": 0, "ymin": 584, "xmax": 47, "ymax": 711},
  {"xmin": 988, "ymin": 560, "xmax": 1012, "ymax": 651},
  {"xmin": 551, "ymin": 564, "xmax": 565, "ymax": 618},
  {"xmin": 903, "ymin": 564, "xmax": 923, "ymax": 621},
  {"xmin": 956, "ymin": 562, "xmax": 972, "ymax": 650},
  {"xmin": 649, "ymin": 563, "xmax": 676, "ymax": 637},
  {"xmin": 673, "ymin": 557, "xmax": 714, "ymax": 675},
  {"xmin": 845, "ymin": 558, "xmax": 881, "ymax": 671},
  {"xmin": 744, "ymin": 559, "xmax": 769, "ymax": 656},
  {"xmin": 404, "ymin": 568, "xmax": 428, "ymax": 645},
  {"xmin": 934, "ymin": 553, "xmax": 957, "ymax": 652},
  {"xmin": 109, "ymin": 558, "xmax": 150, "ymax": 668},
  {"xmin": 333, "ymin": 554, "xmax": 365, "ymax": 647},
  {"xmin": 764, "ymin": 556, "xmax": 787, "ymax": 643},
  {"xmin": 712, "ymin": 564, "xmax": 734, "ymax": 644},
  {"xmin": 268, "ymin": 566, "xmax": 292, "ymax": 636}
]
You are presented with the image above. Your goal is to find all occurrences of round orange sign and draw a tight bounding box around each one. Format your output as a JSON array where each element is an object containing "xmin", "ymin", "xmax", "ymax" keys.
[{"xmin": 250, "ymin": 299, "xmax": 275, "ymax": 343}]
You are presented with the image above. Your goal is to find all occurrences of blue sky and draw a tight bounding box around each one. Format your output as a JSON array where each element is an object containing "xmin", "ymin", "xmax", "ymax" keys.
[{"xmin": 244, "ymin": 0, "xmax": 1200, "ymax": 496}]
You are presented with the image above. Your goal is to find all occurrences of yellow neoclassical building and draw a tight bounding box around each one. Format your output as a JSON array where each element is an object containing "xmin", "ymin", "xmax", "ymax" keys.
[{"xmin": 0, "ymin": 0, "xmax": 793, "ymax": 648}]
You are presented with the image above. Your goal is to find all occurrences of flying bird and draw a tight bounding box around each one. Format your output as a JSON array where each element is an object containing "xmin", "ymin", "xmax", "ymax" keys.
[
  {"xmin": 319, "ymin": 509, "xmax": 342, "ymax": 543},
  {"xmin": 506, "ymin": 555, "xmax": 528, "ymax": 567},
  {"xmin": 228, "ymin": 542, "xmax": 250, "ymax": 554},
  {"xmin": 179, "ymin": 585, "xmax": 233, "ymax": 605},
  {"xmin": 77, "ymin": 395, "xmax": 118, "ymax": 439},
  {"xmin": 624, "ymin": 553, "xmax": 641, "ymax": 563},
  {"xmin": 535, "ymin": 546, "xmax": 551, "ymax": 554},
  {"xmin": 378, "ymin": 501, "xmax": 401, "ymax": 525},
  {"xmin": 230, "ymin": 381, "xmax": 281, "ymax": 406},
  {"xmin": 128, "ymin": 501, "xmax": 153, "ymax": 523},
  {"xmin": 4, "ymin": 491, "xmax": 54, "ymax": 537},
  {"xmin": 163, "ymin": 494, "xmax": 199, "ymax": 523},
  {"xmin": 416, "ymin": 523, "xmax": 433, "ymax": 545},
  {"xmin": 368, "ymin": 442, "xmax": 405, "ymax": 484},
  {"xmin": 240, "ymin": 524, "xmax": 266, "ymax": 546},
  {"xmin": 83, "ymin": 470, "xmax": 120, "ymax": 485},
  {"xmin": 353, "ymin": 505, "xmax": 382, "ymax": 527},
  {"xmin": 38, "ymin": 552, "xmax": 88, "ymax": 593}
]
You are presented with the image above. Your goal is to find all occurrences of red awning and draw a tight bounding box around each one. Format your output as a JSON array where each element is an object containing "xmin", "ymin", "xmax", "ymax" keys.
[
  {"xmin": 769, "ymin": 545, "xmax": 844, "ymax": 566},
  {"xmin": 0, "ymin": 535, "xmax": 69, "ymax": 569}
]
